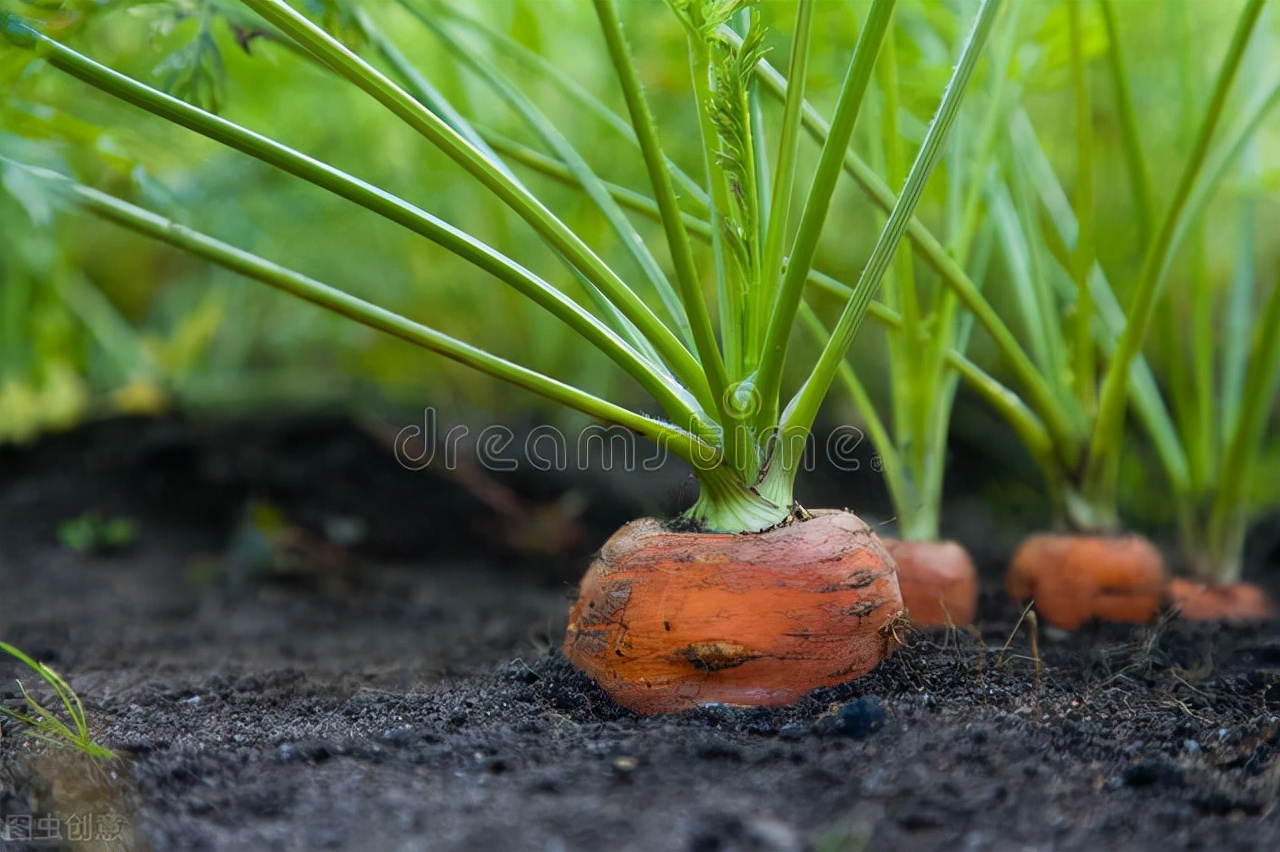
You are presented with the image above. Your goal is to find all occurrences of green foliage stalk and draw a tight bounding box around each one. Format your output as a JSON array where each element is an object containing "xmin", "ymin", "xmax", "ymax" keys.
[{"xmin": 1, "ymin": 0, "xmax": 1000, "ymax": 533}]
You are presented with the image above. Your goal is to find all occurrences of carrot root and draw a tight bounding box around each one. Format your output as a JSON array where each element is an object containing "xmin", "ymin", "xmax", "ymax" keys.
[
  {"xmin": 563, "ymin": 510, "xmax": 904, "ymax": 714},
  {"xmin": 1006, "ymin": 533, "xmax": 1165, "ymax": 630},
  {"xmin": 1168, "ymin": 578, "xmax": 1275, "ymax": 622},
  {"xmin": 881, "ymin": 538, "xmax": 978, "ymax": 627}
]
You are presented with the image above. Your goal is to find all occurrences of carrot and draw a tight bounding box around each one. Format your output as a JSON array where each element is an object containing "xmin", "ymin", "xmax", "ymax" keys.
[
  {"xmin": 881, "ymin": 538, "xmax": 978, "ymax": 627},
  {"xmin": 1168, "ymin": 578, "xmax": 1275, "ymax": 622},
  {"xmin": 562, "ymin": 510, "xmax": 905, "ymax": 714},
  {"xmin": 1005, "ymin": 534, "xmax": 1165, "ymax": 630}
]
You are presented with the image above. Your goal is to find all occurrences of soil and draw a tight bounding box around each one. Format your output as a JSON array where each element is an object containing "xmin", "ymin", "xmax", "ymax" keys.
[{"xmin": 2, "ymin": 416, "xmax": 1279, "ymax": 851}]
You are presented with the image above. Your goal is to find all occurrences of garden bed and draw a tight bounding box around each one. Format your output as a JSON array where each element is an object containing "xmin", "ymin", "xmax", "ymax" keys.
[{"xmin": 2, "ymin": 418, "xmax": 1279, "ymax": 851}]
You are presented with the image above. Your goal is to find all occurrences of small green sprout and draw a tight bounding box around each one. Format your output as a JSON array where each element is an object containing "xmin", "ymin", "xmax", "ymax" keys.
[
  {"xmin": 0, "ymin": 641, "xmax": 116, "ymax": 760},
  {"xmin": 56, "ymin": 511, "xmax": 137, "ymax": 554}
]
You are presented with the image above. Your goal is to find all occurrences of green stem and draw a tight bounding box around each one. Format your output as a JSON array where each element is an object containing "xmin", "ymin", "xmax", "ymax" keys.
[
  {"xmin": 737, "ymin": 36, "xmax": 1084, "ymax": 465},
  {"xmin": 1219, "ymin": 142, "xmax": 1261, "ymax": 449},
  {"xmin": 592, "ymin": 0, "xmax": 743, "ymax": 474},
  {"xmin": 754, "ymin": 0, "xmax": 895, "ymax": 434},
  {"xmin": 757, "ymin": 0, "xmax": 813, "ymax": 358},
  {"xmin": 19, "ymin": 161, "xmax": 716, "ymax": 467},
  {"xmin": 734, "ymin": 9, "xmax": 766, "ymax": 379},
  {"xmin": 392, "ymin": 4, "xmax": 694, "ymax": 350},
  {"xmin": 1009, "ymin": 157, "xmax": 1071, "ymax": 386},
  {"xmin": 356, "ymin": 10, "xmax": 673, "ymax": 374},
  {"xmin": 1068, "ymin": 0, "xmax": 1095, "ymax": 416},
  {"xmin": 744, "ymin": 9, "xmax": 769, "ymax": 254},
  {"xmin": 685, "ymin": 31, "xmax": 739, "ymax": 380},
  {"xmin": 1010, "ymin": 107, "xmax": 1191, "ymax": 500},
  {"xmin": 497, "ymin": 132, "xmax": 1018, "ymax": 403},
  {"xmin": 685, "ymin": 466, "xmax": 790, "ymax": 533},
  {"xmin": 427, "ymin": 0, "xmax": 711, "ymax": 216},
  {"xmin": 1167, "ymin": 77, "xmax": 1280, "ymax": 291},
  {"xmin": 351, "ymin": 8, "xmax": 497, "ymax": 159},
  {"xmin": 798, "ymin": 304, "xmax": 917, "ymax": 538},
  {"xmin": 440, "ymin": 5, "xmax": 1080, "ymax": 491},
  {"xmin": 1205, "ymin": 274, "xmax": 1280, "ymax": 583},
  {"xmin": 807, "ymin": 271, "xmax": 1063, "ymax": 527},
  {"xmin": 1168, "ymin": 5, "xmax": 1216, "ymax": 500},
  {"xmin": 495, "ymin": 139, "xmax": 1036, "ymax": 486},
  {"xmin": 352, "ymin": 7, "xmax": 669, "ymax": 372},
  {"xmin": 945, "ymin": 1, "xmax": 1020, "ymax": 269},
  {"xmin": 0, "ymin": 19, "xmax": 716, "ymax": 440},
  {"xmin": 1146, "ymin": 70, "xmax": 1280, "ymax": 492},
  {"xmin": 1188, "ymin": 230, "xmax": 1217, "ymax": 493},
  {"xmin": 1083, "ymin": 0, "xmax": 1264, "ymax": 514},
  {"xmin": 783, "ymin": 0, "xmax": 1002, "ymax": 467},
  {"xmin": 875, "ymin": 22, "xmax": 917, "ymax": 454},
  {"xmin": 1098, "ymin": 0, "xmax": 1153, "ymax": 246},
  {"xmin": 478, "ymin": 132, "xmax": 714, "ymax": 240},
  {"xmin": 240, "ymin": 0, "xmax": 715, "ymax": 414}
]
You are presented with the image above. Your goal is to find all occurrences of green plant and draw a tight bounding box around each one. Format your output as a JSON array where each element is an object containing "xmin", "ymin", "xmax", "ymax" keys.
[
  {"xmin": 0, "ymin": 144, "xmax": 91, "ymax": 442},
  {"xmin": 0, "ymin": 113, "xmax": 248, "ymax": 438},
  {"xmin": 57, "ymin": 510, "xmax": 138, "ymax": 553},
  {"xmin": 986, "ymin": 0, "xmax": 1280, "ymax": 589},
  {"xmin": 421, "ymin": 3, "xmax": 1001, "ymax": 549},
  {"xmin": 1140, "ymin": 4, "xmax": 1280, "ymax": 584},
  {"xmin": 0, "ymin": 2, "xmax": 557, "ymax": 435},
  {"xmin": 809, "ymin": 0, "xmax": 1276, "ymax": 560},
  {"xmin": 0, "ymin": 0, "xmax": 1000, "ymax": 534},
  {"xmin": 798, "ymin": 3, "xmax": 1024, "ymax": 544},
  {"xmin": 0, "ymin": 641, "xmax": 116, "ymax": 759}
]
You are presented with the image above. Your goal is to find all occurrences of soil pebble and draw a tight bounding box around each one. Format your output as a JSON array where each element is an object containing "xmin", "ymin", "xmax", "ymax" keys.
[{"xmin": 821, "ymin": 696, "xmax": 887, "ymax": 739}]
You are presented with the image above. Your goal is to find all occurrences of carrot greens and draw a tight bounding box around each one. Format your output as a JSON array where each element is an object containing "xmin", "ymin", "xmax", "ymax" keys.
[{"xmin": 0, "ymin": 0, "xmax": 1000, "ymax": 534}]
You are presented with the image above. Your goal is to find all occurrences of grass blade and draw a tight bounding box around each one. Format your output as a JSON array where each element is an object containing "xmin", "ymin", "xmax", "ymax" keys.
[{"xmin": 0, "ymin": 641, "xmax": 115, "ymax": 759}]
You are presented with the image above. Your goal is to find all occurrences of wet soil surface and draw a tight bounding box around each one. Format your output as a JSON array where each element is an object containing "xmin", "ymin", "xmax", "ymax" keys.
[{"xmin": 2, "ymin": 417, "xmax": 1279, "ymax": 851}]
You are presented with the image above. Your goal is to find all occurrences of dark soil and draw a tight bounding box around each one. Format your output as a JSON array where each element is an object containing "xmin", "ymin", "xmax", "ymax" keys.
[{"xmin": 2, "ymin": 416, "xmax": 1279, "ymax": 851}]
